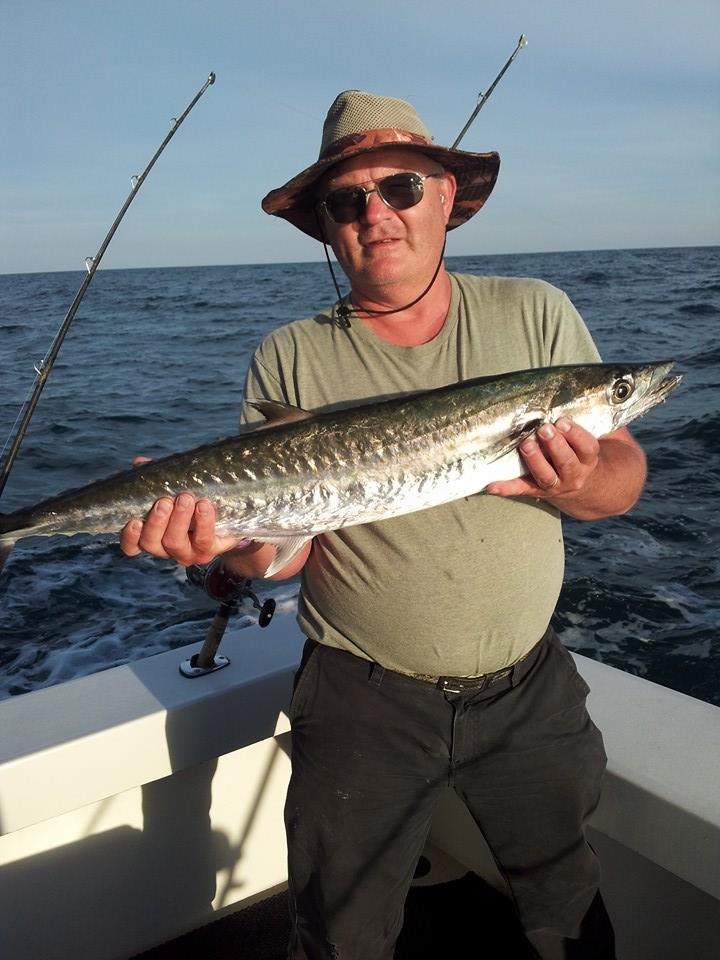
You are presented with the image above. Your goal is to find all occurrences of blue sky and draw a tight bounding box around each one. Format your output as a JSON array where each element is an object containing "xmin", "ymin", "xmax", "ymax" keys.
[{"xmin": 1, "ymin": 0, "xmax": 718, "ymax": 274}]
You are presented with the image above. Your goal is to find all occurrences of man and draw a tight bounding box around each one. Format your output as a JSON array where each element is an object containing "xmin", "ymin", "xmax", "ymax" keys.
[{"xmin": 121, "ymin": 90, "xmax": 646, "ymax": 959}]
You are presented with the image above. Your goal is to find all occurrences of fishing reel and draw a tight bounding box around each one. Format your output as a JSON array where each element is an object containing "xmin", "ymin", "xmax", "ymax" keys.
[
  {"xmin": 186, "ymin": 558, "xmax": 277, "ymax": 625},
  {"xmin": 180, "ymin": 557, "xmax": 276, "ymax": 678}
]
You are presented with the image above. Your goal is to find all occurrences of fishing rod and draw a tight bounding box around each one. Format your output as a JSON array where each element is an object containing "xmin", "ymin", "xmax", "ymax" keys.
[
  {"xmin": 0, "ymin": 71, "xmax": 216, "ymax": 501},
  {"xmin": 452, "ymin": 34, "xmax": 527, "ymax": 148}
]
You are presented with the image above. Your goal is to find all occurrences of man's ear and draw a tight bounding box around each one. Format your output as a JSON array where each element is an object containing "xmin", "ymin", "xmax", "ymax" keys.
[{"xmin": 439, "ymin": 172, "xmax": 457, "ymax": 225}]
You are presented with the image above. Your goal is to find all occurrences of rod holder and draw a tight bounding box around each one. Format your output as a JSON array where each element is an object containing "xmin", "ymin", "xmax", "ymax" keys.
[
  {"xmin": 180, "ymin": 561, "xmax": 277, "ymax": 679},
  {"xmin": 179, "ymin": 600, "xmax": 233, "ymax": 677}
]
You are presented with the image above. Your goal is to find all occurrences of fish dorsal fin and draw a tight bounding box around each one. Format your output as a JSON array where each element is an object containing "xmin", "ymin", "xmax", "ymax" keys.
[{"xmin": 245, "ymin": 399, "xmax": 315, "ymax": 426}]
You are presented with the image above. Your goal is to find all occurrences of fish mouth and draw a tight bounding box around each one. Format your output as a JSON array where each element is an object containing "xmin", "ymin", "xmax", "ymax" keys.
[
  {"xmin": 649, "ymin": 361, "xmax": 682, "ymax": 400},
  {"xmin": 634, "ymin": 364, "xmax": 682, "ymax": 418},
  {"xmin": 656, "ymin": 373, "xmax": 683, "ymax": 399}
]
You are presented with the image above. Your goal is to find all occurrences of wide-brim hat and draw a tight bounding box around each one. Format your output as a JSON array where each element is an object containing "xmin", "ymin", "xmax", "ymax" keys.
[{"xmin": 261, "ymin": 89, "xmax": 500, "ymax": 241}]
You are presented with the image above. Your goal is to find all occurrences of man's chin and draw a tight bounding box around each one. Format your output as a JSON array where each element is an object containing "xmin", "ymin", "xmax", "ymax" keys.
[
  {"xmin": 357, "ymin": 243, "xmax": 405, "ymax": 279},
  {"xmin": 356, "ymin": 268, "xmax": 404, "ymax": 290}
]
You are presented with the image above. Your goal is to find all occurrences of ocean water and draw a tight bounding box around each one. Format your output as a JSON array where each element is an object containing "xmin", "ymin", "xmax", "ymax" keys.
[{"xmin": 0, "ymin": 247, "xmax": 718, "ymax": 704}]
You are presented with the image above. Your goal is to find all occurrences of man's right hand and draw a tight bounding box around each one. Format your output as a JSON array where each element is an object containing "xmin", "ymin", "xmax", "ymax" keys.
[
  {"xmin": 120, "ymin": 457, "xmax": 312, "ymax": 578},
  {"xmin": 120, "ymin": 494, "xmax": 242, "ymax": 566}
]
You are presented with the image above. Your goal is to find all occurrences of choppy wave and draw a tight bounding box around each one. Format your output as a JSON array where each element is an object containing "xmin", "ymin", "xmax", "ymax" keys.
[{"xmin": 678, "ymin": 302, "xmax": 717, "ymax": 316}]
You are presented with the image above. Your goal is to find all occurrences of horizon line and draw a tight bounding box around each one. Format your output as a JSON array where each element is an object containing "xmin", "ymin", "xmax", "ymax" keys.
[{"xmin": 1, "ymin": 242, "xmax": 718, "ymax": 278}]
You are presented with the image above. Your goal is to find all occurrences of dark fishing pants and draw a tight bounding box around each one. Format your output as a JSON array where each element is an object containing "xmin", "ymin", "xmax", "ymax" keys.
[{"xmin": 285, "ymin": 628, "xmax": 615, "ymax": 960}]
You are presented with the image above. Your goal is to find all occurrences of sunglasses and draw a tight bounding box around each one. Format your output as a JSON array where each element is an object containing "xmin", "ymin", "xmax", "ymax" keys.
[{"xmin": 319, "ymin": 172, "xmax": 443, "ymax": 224}]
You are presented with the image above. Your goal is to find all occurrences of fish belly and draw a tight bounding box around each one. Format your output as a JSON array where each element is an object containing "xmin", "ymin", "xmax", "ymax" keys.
[{"xmin": 214, "ymin": 447, "xmax": 526, "ymax": 542}]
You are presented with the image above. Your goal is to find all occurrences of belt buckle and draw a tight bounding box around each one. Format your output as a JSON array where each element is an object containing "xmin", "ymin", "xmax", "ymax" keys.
[
  {"xmin": 438, "ymin": 674, "xmax": 490, "ymax": 694},
  {"xmin": 438, "ymin": 667, "xmax": 513, "ymax": 694}
]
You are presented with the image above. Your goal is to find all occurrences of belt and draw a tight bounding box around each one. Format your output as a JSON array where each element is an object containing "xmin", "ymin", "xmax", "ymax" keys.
[{"xmin": 404, "ymin": 644, "xmax": 538, "ymax": 695}]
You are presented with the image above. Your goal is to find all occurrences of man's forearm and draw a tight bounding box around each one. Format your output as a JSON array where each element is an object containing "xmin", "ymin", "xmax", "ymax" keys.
[
  {"xmin": 222, "ymin": 540, "xmax": 312, "ymax": 580},
  {"xmin": 221, "ymin": 542, "xmax": 277, "ymax": 578}
]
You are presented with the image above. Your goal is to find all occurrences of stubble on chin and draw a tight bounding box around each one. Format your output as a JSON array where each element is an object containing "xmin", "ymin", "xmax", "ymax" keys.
[{"xmin": 344, "ymin": 240, "xmax": 412, "ymax": 291}]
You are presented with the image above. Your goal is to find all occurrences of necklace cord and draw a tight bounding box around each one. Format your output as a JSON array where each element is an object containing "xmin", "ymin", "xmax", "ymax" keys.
[{"xmin": 314, "ymin": 208, "xmax": 447, "ymax": 328}]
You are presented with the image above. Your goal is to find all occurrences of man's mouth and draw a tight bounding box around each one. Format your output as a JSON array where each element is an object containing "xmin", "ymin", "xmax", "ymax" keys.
[{"xmin": 361, "ymin": 235, "xmax": 401, "ymax": 248}]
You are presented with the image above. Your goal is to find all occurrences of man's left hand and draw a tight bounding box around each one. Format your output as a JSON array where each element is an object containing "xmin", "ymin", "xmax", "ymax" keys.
[{"xmin": 486, "ymin": 418, "xmax": 599, "ymax": 502}]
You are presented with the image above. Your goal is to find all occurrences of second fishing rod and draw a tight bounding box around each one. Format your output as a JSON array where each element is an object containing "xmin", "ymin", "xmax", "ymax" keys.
[{"xmin": 0, "ymin": 71, "xmax": 216, "ymax": 501}]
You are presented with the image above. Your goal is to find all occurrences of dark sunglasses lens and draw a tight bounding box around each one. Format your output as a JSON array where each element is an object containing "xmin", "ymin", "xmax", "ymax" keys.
[
  {"xmin": 379, "ymin": 173, "xmax": 424, "ymax": 210},
  {"xmin": 325, "ymin": 187, "xmax": 365, "ymax": 223},
  {"xmin": 323, "ymin": 174, "xmax": 425, "ymax": 223}
]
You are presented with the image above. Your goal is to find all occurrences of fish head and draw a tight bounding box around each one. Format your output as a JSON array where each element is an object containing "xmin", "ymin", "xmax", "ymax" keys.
[{"xmin": 549, "ymin": 361, "xmax": 681, "ymax": 437}]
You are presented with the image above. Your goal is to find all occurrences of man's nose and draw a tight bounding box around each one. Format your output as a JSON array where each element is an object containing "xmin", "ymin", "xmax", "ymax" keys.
[{"xmin": 360, "ymin": 189, "xmax": 390, "ymax": 223}]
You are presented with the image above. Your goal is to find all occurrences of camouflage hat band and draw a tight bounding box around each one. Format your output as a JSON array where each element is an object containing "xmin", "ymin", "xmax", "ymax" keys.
[
  {"xmin": 261, "ymin": 90, "xmax": 500, "ymax": 242},
  {"xmin": 321, "ymin": 128, "xmax": 433, "ymax": 161}
]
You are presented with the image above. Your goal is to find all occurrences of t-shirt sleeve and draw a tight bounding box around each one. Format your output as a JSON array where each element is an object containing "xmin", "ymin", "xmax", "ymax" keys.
[
  {"xmin": 240, "ymin": 347, "xmax": 287, "ymax": 427},
  {"xmin": 546, "ymin": 291, "xmax": 602, "ymax": 365}
]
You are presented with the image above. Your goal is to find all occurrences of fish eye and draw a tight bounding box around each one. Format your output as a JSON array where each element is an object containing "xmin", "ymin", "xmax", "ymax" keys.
[{"xmin": 611, "ymin": 378, "xmax": 634, "ymax": 404}]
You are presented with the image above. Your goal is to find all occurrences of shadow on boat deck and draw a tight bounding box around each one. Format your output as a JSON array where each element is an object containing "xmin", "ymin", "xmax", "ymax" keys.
[{"xmin": 132, "ymin": 869, "xmax": 532, "ymax": 959}]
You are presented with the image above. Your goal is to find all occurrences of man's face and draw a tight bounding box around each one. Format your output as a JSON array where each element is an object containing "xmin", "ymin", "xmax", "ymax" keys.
[{"xmin": 317, "ymin": 149, "xmax": 456, "ymax": 297}]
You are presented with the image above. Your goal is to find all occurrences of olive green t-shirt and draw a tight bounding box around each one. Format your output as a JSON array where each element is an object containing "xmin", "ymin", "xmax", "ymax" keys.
[{"xmin": 241, "ymin": 273, "xmax": 600, "ymax": 676}]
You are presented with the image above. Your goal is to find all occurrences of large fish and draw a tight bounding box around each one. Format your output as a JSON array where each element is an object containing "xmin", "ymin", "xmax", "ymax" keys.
[{"xmin": 0, "ymin": 362, "xmax": 680, "ymax": 577}]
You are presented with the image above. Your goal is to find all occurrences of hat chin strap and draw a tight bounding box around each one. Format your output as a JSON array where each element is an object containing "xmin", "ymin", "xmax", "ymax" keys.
[{"xmin": 314, "ymin": 210, "xmax": 447, "ymax": 330}]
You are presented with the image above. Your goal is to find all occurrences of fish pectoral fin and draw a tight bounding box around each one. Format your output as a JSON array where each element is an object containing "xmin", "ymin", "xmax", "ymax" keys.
[
  {"xmin": 262, "ymin": 536, "xmax": 312, "ymax": 577},
  {"xmin": 245, "ymin": 399, "xmax": 314, "ymax": 426},
  {"xmin": 489, "ymin": 417, "xmax": 545, "ymax": 463}
]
